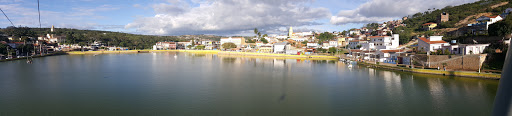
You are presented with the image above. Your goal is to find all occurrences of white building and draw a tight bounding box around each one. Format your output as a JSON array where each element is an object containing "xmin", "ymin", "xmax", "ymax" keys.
[
  {"xmin": 376, "ymin": 49, "xmax": 404, "ymax": 63},
  {"xmin": 329, "ymin": 40, "xmax": 338, "ymax": 47},
  {"xmin": 291, "ymin": 38, "xmax": 307, "ymax": 42},
  {"xmin": 220, "ymin": 37, "xmax": 245, "ymax": 48},
  {"xmin": 418, "ymin": 36, "xmax": 449, "ymax": 52},
  {"xmin": 360, "ymin": 42, "xmax": 375, "ymax": 50},
  {"xmin": 348, "ymin": 40, "xmax": 368, "ymax": 49},
  {"xmin": 469, "ymin": 15, "xmax": 503, "ymax": 30},
  {"xmin": 153, "ymin": 42, "xmax": 177, "ymax": 50},
  {"xmin": 349, "ymin": 29, "xmax": 361, "ymax": 36},
  {"xmin": 273, "ymin": 42, "xmax": 289, "ymax": 53},
  {"xmin": 307, "ymin": 42, "xmax": 319, "ymax": 48},
  {"xmin": 275, "ymin": 35, "xmax": 289, "ymax": 39},
  {"xmin": 322, "ymin": 42, "xmax": 330, "ymax": 49},
  {"xmin": 442, "ymin": 44, "xmax": 490, "ymax": 55},
  {"xmin": 44, "ymin": 25, "xmax": 66, "ymax": 43},
  {"xmin": 368, "ymin": 34, "xmax": 399, "ymax": 50}
]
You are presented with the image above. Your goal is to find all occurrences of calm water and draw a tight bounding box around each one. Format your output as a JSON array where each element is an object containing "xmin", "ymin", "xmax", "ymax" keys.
[{"xmin": 0, "ymin": 53, "xmax": 499, "ymax": 115}]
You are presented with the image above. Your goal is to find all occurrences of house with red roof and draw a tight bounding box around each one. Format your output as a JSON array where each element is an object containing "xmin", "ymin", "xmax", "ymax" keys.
[
  {"xmin": 417, "ymin": 36, "xmax": 449, "ymax": 52},
  {"xmin": 422, "ymin": 22, "xmax": 437, "ymax": 31}
]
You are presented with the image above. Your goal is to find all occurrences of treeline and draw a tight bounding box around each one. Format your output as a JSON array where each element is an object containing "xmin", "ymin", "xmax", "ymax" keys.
[{"xmin": 0, "ymin": 26, "xmax": 184, "ymax": 49}]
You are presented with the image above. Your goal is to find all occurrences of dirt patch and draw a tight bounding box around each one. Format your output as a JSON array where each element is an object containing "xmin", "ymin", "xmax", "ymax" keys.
[
  {"xmin": 491, "ymin": 2, "xmax": 509, "ymax": 9},
  {"xmin": 455, "ymin": 12, "xmax": 493, "ymax": 27},
  {"xmin": 431, "ymin": 28, "xmax": 458, "ymax": 34}
]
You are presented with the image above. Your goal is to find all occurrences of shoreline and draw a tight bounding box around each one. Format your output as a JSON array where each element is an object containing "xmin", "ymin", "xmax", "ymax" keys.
[
  {"xmin": 356, "ymin": 61, "xmax": 501, "ymax": 79},
  {"xmin": 67, "ymin": 50, "xmax": 340, "ymax": 60},
  {"xmin": 8, "ymin": 50, "xmax": 501, "ymax": 79},
  {"xmin": 0, "ymin": 51, "xmax": 68, "ymax": 62}
]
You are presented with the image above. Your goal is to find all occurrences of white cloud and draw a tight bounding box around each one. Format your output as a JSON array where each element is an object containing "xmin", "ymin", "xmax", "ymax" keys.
[
  {"xmin": 125, "ymin": 0, "xmax": 331, "ymax": 35},
  {"xmin": 133, "ymin": 4, "xmax": 141, "ymax": 8},
  {"xmin": 330, "ymin": 0, "xmax": 479, "ymax": 25},
  {"xmin": 0, "ymin": 3, "xmax": 119, "ymax": 29}
]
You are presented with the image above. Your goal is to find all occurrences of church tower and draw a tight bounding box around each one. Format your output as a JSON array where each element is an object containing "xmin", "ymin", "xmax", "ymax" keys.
[
  {"xmin": 289, "ymin": 27, "xmax": 293, "ymax": 37},
  {"xmin": 51, "ymin": 25, "xmax": 55, "ymax": 32}
]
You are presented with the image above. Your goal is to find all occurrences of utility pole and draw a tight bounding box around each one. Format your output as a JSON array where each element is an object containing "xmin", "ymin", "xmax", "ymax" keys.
[
  {"xmin": 6, "ymin": 47, "xmax": 9, "ymax": 58},
  {"xmin": 462, "ymin": 47, "xmax": 464, "ymax": 70}
]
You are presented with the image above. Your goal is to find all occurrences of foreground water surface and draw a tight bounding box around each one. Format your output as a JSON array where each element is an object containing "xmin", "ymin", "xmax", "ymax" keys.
[{"xmin": 0, "ymin": 53, "xmax": 499, "ymax": 115}]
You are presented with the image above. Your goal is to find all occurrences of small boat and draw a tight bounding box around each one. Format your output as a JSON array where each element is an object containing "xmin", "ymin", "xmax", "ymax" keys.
[
  {"xmin": 174, "ymin": 54, "xmax": 177, "ymax": 58},
  {"xmin": 26, "ymin": 56, "xmax": 33, "ymax": 64},
  {"xmin": 348, "ymin": 64, "xmax": 353, "ymax": 68}
]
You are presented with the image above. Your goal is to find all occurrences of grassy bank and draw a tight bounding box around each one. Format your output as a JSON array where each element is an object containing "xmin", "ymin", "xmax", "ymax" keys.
[
  {"xmin": 67, "ymin": 50, "xmax": 339, "ymax": 60},
  {"xmin": 357, "ymin": 61, "xmax": 501, "ymax": 79},
  {"xmin": 218, "ymin": 51, "xmax": 339, "ymax": 60},
  {"xmin": 0, "ymin": 51, "xmax": 68, "ymax": 62}
]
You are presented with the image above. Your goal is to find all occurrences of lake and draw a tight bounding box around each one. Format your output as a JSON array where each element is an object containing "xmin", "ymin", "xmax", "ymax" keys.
[{"xmin": 0, "ymin": 52, "xmax": 499, "ymax": 115}]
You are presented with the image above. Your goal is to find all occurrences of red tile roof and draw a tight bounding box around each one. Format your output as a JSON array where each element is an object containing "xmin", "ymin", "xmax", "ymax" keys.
[
  {"xmin": 350, "ymin": 49, "xmax": 361, "ymax": 52},
  {"xmin": 418, "ymin": 37, "xmax": 447, "ymax": 44},
  {"xmin": 368, "ymin": 36, "xmax": 390, "ymax": 38},
  {"xmin": 422, "ymin": 22, "xmax": 437, "ymax": 26},
  {"xmin": 380, "ymin": 49, "xmax": 402, "ymax": 53},
  {"xmin": 486, "ymin": 15, "xmax": 500, "ymax": 18},
  {"xmin": 349, "ymin": 40, "xmax": 368, "ymax": 42}
]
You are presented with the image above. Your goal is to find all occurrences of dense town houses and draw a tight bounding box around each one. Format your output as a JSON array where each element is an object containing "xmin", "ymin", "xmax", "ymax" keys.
[
  {"xmin": 1, "ymin": 6, "xmax": 508, "ymax": 73},
  {"xmin": 153, "ymin": 42, "xmax": 177, "ymax": 50}
]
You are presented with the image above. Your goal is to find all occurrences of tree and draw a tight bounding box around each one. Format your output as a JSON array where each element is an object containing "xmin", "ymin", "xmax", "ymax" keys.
[
  {"xmin": 221, "ymin": 42, "xmax": 237, "ymax": 50},
  {"xmin": 489, "ymin": 16, "xmax": 512, "ymax": 36},
  {"xmin": 317, "ymin": 48, "xmax": 327, "ymax": 53},
  {"xmin": 328, "ymin": 47, "xmax": 337, "ymax": 55},
  {"xmin": 301, "ymin": 40, "xmax": 308, "ymax": 45},
  {"xmin": 261, "ymin": 38, "xmax": 268, "ymax": 44},
  {"xmin": 3, "ymin": 26, "xmax": 36, "ymax": 38},
  {"xmin": 78, "ymin": 42, "xmax": 87, "ymax": 52},
  {"xmin": 254, "ymin": 28, "xmax": 258, "ymax": 36},
  {"xmin": 16, "ymin": 44, "xmax": 34, "ymax": 55},
  {"xmin": 341, "ymin": 31, "xmax": 347, "ymax": 36},
  {"xmin": 371, "ymin": 31, "xmax": 378, "ymax": 36},
  {"xmin": 365, "ymin": 23, "xmax": 379, "ymax": 29},
  {"xmin": 443, "ymin": 49, "xmax": 451, "ymax": 55},
  {"xmin": 0, "ymin": 43, "xmax": 9, "ymax": 55},
  {"xmin": 317, "ymin": 32, "xmax": 335, "ymax": 43},
  {"xmin": 246, "ymin": 39, "xmax": 256, "ymax": 43},
  {"xmin": 0, "ymin": 31, "xmax": 7, "ymax": 42},
  {"xmin": 196, "ymin": 45, "xmax": 205, "ymax": 50},
  {"xmin": 187, "ymin": 45, "xmax": 193, "ymax": 49}
]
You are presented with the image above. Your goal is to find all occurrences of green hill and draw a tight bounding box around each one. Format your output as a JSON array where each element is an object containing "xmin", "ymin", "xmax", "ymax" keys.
[
  {"xmin": 392, "ymin": 0, "xmax": 511, "ymax": 44},
  {"xmin": 0, "ymin": 27, "xmax": 221, "ymax": 49}
]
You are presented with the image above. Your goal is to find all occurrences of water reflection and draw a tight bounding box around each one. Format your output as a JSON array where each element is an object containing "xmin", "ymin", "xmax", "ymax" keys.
[{"xmin": 0, "ymin": 52, "xmax": 500, "ymax": 115}]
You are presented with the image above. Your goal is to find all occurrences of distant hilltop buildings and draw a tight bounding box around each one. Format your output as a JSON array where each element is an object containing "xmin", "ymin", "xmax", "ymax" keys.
[{"xmin": 39, "ymin": 25, "xmax": 66, "ymax": 43}]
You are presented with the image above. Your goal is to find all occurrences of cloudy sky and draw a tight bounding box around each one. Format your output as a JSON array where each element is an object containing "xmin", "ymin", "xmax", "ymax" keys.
[{"xmin": 0, "ymin": 0, "xmax": 478, "ymax": 36}]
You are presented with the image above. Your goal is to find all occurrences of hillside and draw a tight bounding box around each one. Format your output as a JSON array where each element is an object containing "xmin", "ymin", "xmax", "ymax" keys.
[
  {"xmin": 393, "ymin": 0, "xmax": 511, "ymax": 43},
  {"xmin": 0, "ymin": 27, "xmax": 222, "ymax": 49}
]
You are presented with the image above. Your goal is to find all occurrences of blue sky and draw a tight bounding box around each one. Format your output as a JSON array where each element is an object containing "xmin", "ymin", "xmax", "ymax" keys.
[{"xmin": 0, "ymin": 0, "xmax": 478, "ymax": 36}]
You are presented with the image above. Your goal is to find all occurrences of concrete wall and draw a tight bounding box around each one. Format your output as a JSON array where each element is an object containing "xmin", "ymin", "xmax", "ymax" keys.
[{"xmin": 426, "ymin": 54, "xmax": 487, "ymax": 71}]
